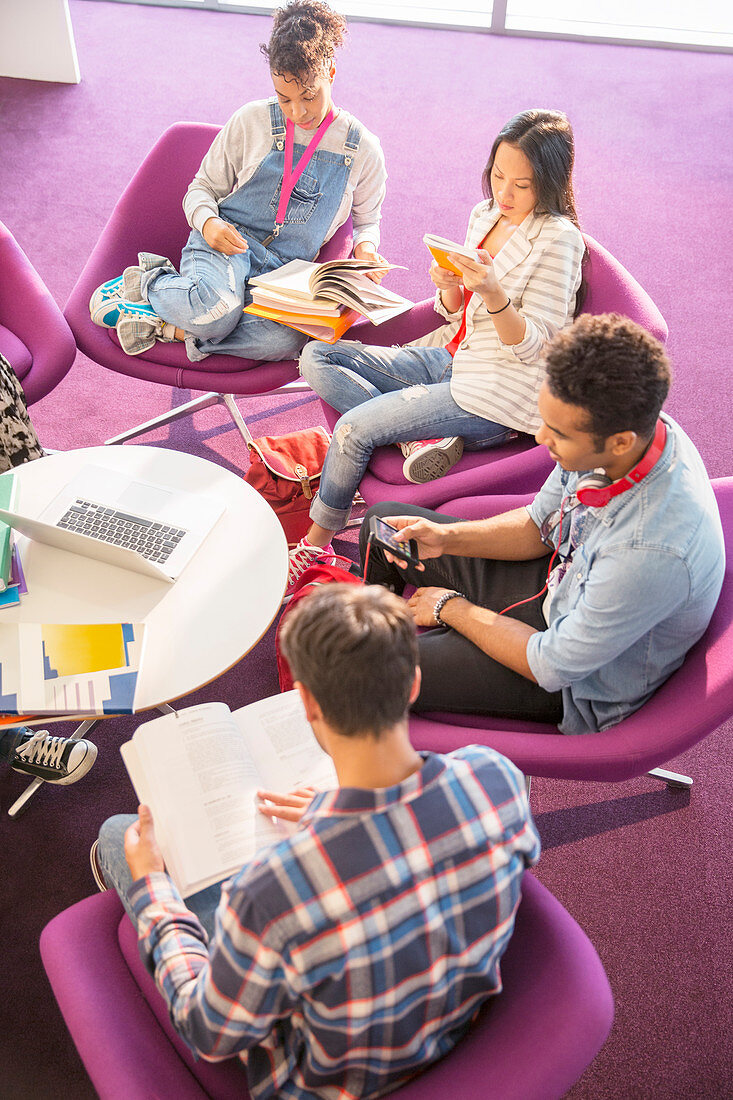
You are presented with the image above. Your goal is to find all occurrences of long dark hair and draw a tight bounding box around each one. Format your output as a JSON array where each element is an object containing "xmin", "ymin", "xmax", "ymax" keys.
[{"xmin": 483, "ymin": 109, "xmax": 586, "ymax": 312}]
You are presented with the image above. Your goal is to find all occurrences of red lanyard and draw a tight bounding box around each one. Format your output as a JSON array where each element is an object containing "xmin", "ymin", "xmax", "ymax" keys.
[
  {"xmin": 274, "ymin": 109, "xmax": 336, "ymax": 231},
  {"xmin": 444, "ymin": 248, "xmax": 493, "ymax": 357},
  {"xmin": 445, "ymin": 292, "xmax": 473, "ymax": 357}
]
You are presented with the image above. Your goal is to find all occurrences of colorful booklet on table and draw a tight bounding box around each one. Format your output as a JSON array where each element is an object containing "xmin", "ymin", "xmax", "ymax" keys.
[
  {"xmin": 423, "ymin": 233, "xmax": 481, "ymax": 275},
  {"xmin": 0, "ymin": 621, "xmax": 146, "ymax": 716},
  {"xmin": 0, "ymin": 472, "xmax": 17, "ymax": 592},
  {"xmin": 120, "ymin": 693, "xmax": 337, "ymax": 897}
]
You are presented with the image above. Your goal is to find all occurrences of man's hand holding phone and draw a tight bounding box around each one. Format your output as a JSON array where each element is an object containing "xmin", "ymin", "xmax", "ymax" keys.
[{"xmin": 372, "ymin": 515, "xmax": 449, "ymax": 570}]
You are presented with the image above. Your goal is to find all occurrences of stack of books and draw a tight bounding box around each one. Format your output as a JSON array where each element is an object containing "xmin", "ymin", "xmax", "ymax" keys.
[
  {"xmin": 0, "ymin": 473, "xmax": 21, "ymax": 610},
  {"xmin": 245, "ymin": 257, "xmax": 413, "ymax": 343}
]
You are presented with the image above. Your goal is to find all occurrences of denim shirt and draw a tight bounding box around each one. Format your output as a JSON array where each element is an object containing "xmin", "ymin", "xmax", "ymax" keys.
[{"xmin": 525, "ymin": 414, "xmax": 725, "ymax": 734}]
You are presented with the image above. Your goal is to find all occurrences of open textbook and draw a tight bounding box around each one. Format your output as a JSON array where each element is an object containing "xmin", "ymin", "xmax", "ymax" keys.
[
  {"xmin": 423, "ymin": 233, "xmax": 480, "ymax": 275},
  {"xmin": 245, "ymin": 257, "xmax": 412, "ymax": 343},
  {"xmin": 120, "ymin": 693, "xmax": 337, "ymax": 897}
]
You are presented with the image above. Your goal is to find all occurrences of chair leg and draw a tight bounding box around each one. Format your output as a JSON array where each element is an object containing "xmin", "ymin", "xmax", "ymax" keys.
[
  {"xmin": 105, "ymin": 391, "xmax": 226, "ymax": 444},
  {"xmin": 647, "ymin": 766, "xmax": 693, "ymax": 790},
  {"xmin": 7, "ymin": 718, "xmax": 101, "ymax": 818},
  {"xmin": 7, "ymin": 704, "xmax": 180, "ymax": 817},
  {"xmin": 104, "ymin": 380, "xmax": 312, "ymax": 448}
]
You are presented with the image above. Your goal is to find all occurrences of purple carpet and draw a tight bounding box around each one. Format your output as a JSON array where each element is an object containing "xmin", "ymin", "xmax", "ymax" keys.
[{"xmin": 1, "ymin": 3, "xmax": 731, "ymax": 1097}]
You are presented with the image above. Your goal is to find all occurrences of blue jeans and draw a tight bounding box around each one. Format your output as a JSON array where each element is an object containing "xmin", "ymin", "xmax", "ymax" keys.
[
  {"xmin": 142, "ymin": 233, "xmax": 308, "ymax": 363},
  {"xmin": 96, "ymin": 814, "xmax": 222, "ymax": 939},
  {"xmin": 141, "ymin": 100, "xmax": 361, "ymax": 363},
  {"xmin": 299, "ymin": 339, "xmax": 515, "ymax": 530}
]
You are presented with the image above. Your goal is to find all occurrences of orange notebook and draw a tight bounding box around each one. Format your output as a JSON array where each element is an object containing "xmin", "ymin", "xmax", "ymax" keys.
[
  {"xmin": 243, "ymin": 302, "xmax": 361, "ymax": 344},
  {"xmin": 423, "ymin": 233, "xmax": 480, "ymax": 275}
]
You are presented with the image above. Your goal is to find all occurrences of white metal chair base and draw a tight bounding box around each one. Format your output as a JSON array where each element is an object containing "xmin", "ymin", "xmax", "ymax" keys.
[
  {"xmin": 104, "ymin": 382, "xmax": 312, "ymax": 449},
  {"xmin": 647, "ymin": 766, "xmax": 693, "ymax": 789}
]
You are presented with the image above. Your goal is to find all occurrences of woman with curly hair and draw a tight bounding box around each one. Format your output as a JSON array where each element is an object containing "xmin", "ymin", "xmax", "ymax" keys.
[{"xmin": 90, "ymin": 0, "xmax": 387, "ymax": 362}]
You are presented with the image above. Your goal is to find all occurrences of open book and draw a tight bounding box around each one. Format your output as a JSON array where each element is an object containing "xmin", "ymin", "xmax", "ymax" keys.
[
  {"xmin": 245, "ymin": 257, "xmax": 412, "ymax": 343},
  {"xmin": 423, "ymin": 233, "xmax": 480, "ymax": 275},
  {"xmin": 120, "ymin": 693, "xmax": 337, "ymax": 897}
]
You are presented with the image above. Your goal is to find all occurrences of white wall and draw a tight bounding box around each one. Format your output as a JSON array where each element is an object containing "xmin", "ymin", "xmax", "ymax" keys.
[{"xmin": 0, "ymin": 0, "xmax": 80, "ymax": 83}]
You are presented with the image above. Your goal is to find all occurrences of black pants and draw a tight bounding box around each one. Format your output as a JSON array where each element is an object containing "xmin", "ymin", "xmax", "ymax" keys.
[{"xmin": 360, "ymin": 503, "xmax": 563, "ymax": 724}]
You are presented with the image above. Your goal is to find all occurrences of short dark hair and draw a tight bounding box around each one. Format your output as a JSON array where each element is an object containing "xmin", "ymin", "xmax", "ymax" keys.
[
  {"xmin": 544, "ymin": 313, "xmax": 672, "ymax": 446},
  {"xmin": 261, "ymin": 0, "xmax": 347, "ymax": 84},
  {"xmin": 278, "ymin": 584, "xmax": 419, "ymax": 737}
]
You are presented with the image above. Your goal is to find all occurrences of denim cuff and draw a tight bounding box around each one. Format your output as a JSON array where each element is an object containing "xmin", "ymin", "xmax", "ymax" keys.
[{"xmin": 309, "ymin": 492, "xmax": 353, "ymax": 531}]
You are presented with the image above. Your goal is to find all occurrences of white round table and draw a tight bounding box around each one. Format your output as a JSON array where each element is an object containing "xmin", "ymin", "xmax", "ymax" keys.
[{"xmin": 4, "ymin": 446, "xmax": 288, "ymax": 710}]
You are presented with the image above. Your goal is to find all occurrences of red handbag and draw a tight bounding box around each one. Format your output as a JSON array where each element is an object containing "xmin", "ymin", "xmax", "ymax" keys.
[
  {"xmin": 244, "ymin": 426, "xmax": 331, "ymax": 547},
  {"xmin": 275, "ymin": 559, "xmax": 363, "ymax": 692}
]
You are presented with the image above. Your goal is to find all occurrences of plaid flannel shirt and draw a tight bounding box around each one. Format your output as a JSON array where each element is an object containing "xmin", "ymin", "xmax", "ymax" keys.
[{"xmin": 130, "ymin": 747, "xmax": 540, "ymax": 1099}]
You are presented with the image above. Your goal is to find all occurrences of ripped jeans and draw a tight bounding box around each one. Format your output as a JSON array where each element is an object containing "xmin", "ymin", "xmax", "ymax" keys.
[
  {"xmin": 141, "ymin": 230, "xmax": 307, "ymax": 363},
  {"xmin": 299, "ymin": 339, "xmax": 514, "ymax": 531}
]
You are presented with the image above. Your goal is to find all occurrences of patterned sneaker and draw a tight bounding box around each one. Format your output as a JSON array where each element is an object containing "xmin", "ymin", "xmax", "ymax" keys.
[
  {"xmin": 399, "ymin": 437, "xmax": 464, "ymax": 483},
  {"xmin": 89, "ymin": 839, "xmax": 108, "ymax": 892},
  {"xmin": 286, "ymin": 538, "xmax": 336, "ymax": 595},
  {"xmin": 11, "ymin": 729, "xmax": 97, "ymax": 786},
  {"xmin": 89, "ymin": 274, "xmax": 125, "ymax": 325},
  {"xmin": 89, "ymin": 265, "xmax": 147, "ymax": 328},
  {"xmin": 115, "ymin": 302, "xmax": 177, "ymax": 356}
]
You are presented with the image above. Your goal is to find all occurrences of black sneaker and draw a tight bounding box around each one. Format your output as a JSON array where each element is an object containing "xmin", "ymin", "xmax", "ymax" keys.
[{"xmin": 11, "ymin": 729, "xmax": 97, "ymax": 785}]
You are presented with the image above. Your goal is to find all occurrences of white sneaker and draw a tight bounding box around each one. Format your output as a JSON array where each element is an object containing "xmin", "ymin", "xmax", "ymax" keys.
[
  {"xmin": 287, "ymin": 538, "xmax": 336, "ymax": 595},
  {"xmin": 399, "ymin": 437, "xmax": 464, "ymax": 483}
]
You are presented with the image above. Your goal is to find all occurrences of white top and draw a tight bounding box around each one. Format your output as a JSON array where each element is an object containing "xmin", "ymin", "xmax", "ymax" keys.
[
  {"xmin": 411, "ymin": 202, "xmax": 585, "ymax": 434},
  {"xmin": 4, "ymin": 447, "xmax": 288, "ymax": 711},
  {"xmin": 183, "ymin": 99, "xmax": 387, "ymax": 250}
]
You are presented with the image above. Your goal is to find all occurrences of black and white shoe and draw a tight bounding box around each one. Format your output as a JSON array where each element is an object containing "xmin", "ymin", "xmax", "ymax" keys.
[{"xmin": 11, "ymin": 729, "xmax": 97, "ymax": 785}]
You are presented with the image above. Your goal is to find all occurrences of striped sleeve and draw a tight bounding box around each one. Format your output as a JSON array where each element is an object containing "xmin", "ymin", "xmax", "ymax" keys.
[{"xmin": 502, "ymin": 224, "xmax": 585, "ymax": 364}]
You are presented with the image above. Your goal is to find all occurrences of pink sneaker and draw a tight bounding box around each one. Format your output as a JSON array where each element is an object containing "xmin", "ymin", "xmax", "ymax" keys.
[
  {"xmin": 399, "ymin": 437, "xmax": 464, "ymax": 484},
  {"xmin": 286, "ymin": 537, "xmax": 336, "ymax": 595}
]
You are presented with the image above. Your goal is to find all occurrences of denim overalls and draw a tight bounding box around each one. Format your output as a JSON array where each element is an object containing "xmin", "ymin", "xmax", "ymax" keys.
[{"xmin": 142, "ymin": 101, "xmax": 362, "ymax": 362}]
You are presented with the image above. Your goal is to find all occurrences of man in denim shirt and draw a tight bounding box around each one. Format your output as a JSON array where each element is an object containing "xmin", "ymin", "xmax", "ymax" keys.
[{"xmin": 363, "ymin": 314, "xmax": 725, "ymax": 734}]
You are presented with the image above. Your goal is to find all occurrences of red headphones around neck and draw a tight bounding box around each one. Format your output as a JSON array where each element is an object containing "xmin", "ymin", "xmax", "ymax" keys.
[{"xmin": 575, "ymin": 419, "xmax": 667, "ymax": 507}]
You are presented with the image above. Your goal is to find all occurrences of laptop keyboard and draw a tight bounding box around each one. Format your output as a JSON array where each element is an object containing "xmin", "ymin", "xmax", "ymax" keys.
[{"xmin": 56, "ymin": 499, "xmax": 188, "ymax": 565}]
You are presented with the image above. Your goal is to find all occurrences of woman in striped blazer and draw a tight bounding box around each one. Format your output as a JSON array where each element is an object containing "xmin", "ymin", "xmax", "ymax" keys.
[{"xmin": 290, "ymin": 110, "xmax": 586, "ymax": 587}]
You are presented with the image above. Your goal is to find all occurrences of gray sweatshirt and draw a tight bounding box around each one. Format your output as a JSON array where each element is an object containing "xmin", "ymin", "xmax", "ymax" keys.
[{"xmin": 183, "ymin": 99, "xmax": 387, "ymax": 249}]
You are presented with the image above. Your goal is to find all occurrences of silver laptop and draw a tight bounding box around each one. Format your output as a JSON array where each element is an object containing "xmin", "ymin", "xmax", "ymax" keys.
[{"xmin": 0, "ymin": 465, "xmax": 225, "ymax": 583}]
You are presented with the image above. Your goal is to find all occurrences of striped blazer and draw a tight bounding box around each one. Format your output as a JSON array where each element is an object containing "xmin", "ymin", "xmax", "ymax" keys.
[{"xmin": 412, "ymin": 201, "xmax": 585, "ymax": 434}]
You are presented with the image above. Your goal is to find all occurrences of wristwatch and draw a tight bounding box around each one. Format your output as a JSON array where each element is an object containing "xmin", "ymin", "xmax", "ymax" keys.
[{"xmin": 433, "ymin": 590, "xmax": 466, "ymax": 627}]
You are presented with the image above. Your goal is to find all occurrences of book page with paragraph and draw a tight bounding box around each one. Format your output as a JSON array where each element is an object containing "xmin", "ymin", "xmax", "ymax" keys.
[{"xmin": 121, "ymin": 693, "xmax": 336, "ymax": 898}]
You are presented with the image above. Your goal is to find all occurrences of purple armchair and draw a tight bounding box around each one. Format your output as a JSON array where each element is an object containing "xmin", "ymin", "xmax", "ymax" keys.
[
  {"xmin": 0, "ymin": 219, "xmax": 76, "ymax": 405},
  {"xmin": 408, "ymin": 478, "xmax": 733, "ymax": 789},
  {"xmin": 321, "ymin": 233, "xmax": 669, "ymax": 509},
  {"xmin": 63, "ymin": 122, "xmax": 353, "ymax": 446},
  {"xmin": 40, "ymin": 873, "xmax": 613, "ymax": 1100}
]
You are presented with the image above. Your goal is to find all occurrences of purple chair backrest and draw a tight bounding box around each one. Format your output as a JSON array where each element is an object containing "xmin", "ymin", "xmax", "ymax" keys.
[
  {"xmin": 0, "ymin": 219, "xmax": 76, "ymax": 403},
  {"xmin": 582, "ymin": 233, "xmax": 668, "ymax": 342}
]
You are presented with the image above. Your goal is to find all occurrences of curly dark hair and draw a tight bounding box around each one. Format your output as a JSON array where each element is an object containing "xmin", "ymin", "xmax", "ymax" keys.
[
  {"xmin": 261, "ymin": 0, "xmax": 347, "ymax": 84},
  {"xmin": 279, "ymin": 584, "xmax": 419, "ymax": 738},
  {"xmin": 544, "ymin": 313, "xmax": 671, "ymax": 447},
  {"xmin": 482, "ymin": 109, "xmax": 587, "ymax": 314}
]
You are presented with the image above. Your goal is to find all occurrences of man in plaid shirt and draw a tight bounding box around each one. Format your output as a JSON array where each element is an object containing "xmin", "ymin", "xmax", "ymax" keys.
[{"xmin": 95, "ymin": 584, "xmax": 540, "ymax": 1099}]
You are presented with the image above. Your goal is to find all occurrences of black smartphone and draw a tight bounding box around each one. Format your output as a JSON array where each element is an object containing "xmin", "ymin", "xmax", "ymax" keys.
[{"xmin": 367, "ymin": 515, "xmax": 420, "ymax": 565}]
